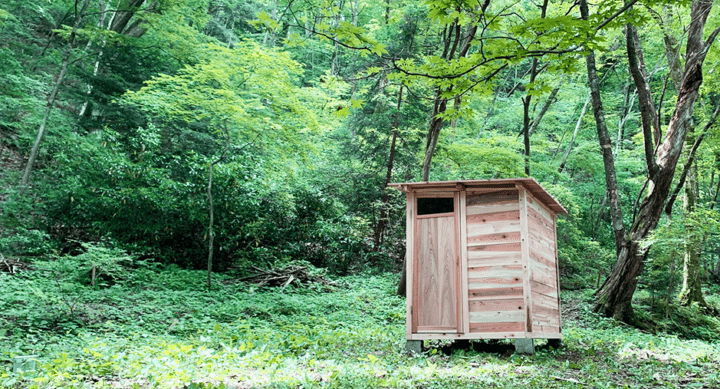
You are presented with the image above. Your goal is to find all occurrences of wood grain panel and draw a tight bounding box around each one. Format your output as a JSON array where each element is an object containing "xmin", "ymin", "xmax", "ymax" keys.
[
  {"xmin": 536, "ymin": 325, "xmax": 561, "ymax": 334},
  {"xmin": 467, "ymin": 219, "xmax": 521, "ymax": 238},
  {"xmin": 532, "ymin": 303, "xmax": 560, "ymax": 323},
  {"xmin": 466, "ymin": 190, "xmax": 518, "ymax": 206},
  {"xmin": 410, "ymin": 331, "xmax": 525, "ymax": 340},
  {"xmin": 417, "ymin": 216, "xmax": 457, "ymax": 330},
  {"xmin": 531, "ymin": 312, "xmax": 560, "ymax": 327},
  {"xmin": 467, "ymin": 210, "xmax": 521, "ymax": 225},
  {"xmin": 529, "ymin": 280, "xmax": 557, "ymax": 297},
  {"xmin": 468, "ymin": 231, "xmax": 522, "ymax": 245},
  {"xmin": 469, "ymin": 298, "xmax": 524, "ymax": 312},
  {"xmin": 468, "ymin": 276, "xmax": 523, "ymax": 289},
  {"xmin": 406, "ymin": 191, "xmax": 414, "ymax": 338},
  {"xmin": 529, "ymin": 228, "xmax": 554, "ymax": 249},
  {"xmin": 466, "ymin": 202, "xmax": 520, "ymax": 216},
  {"xmin": 469, "ymin": 309, "xmax": 525, "ymax": 323},
  {"xmin": 459, "ymin": 191, "xmax": 469, "ymax": 335},
  {"xmin": 528, "ymin": 233, "xmax": 555, "ymax": 260},
  {"xmin": 468, "ymin": 264, "xmax": 523, "ymax": 273},
  {"xmin": 469, "ymin": 322, "xmax": 525, "ymax": 333},
  {"xmin": 518, "ymin": 188, "xmax": 532, "ymax": 335},
  {"xmin": 469, "ymin": 287, "xmax": 523, "ymax": 299},
  {"xmin": 467, "ymin": 242, "xmax": 521, "ymax": 252},
  {"xmin": 552, "ymin": 213, "xmax": 562, "ymax": 333},
  {"xmin": 527, "ymin": 195, "xmax": 553, "ymax": 221},
  {"xmin": 529, "ymin": 249, "xmax": 555, "ymax": 268},
  {"xmin": 531, "ymin": 291, "xmax": 559, "ymax": 310},
  {"xmin": 527, "ymin": 207, "xmax": 553, "ymax": 232},
  {"xmin": 529, "ymin": 259, "xmax": 555, "ymax": 281},
  {"xmin": 414, "ymin": 191, "xmax": 456, "ymax": 197},
  {"xmin": 530, "ymin": 266, "xmax": 556, "ymax": 288},
  {"xmin": 468, "ymin": 253, "xmax": 522, "ymax": 267}
]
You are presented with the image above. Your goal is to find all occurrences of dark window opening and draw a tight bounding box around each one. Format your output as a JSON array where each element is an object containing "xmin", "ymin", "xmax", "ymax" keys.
[{"xmin": 417, "ymin": 197, "xmax": 454, "ymax": 215}]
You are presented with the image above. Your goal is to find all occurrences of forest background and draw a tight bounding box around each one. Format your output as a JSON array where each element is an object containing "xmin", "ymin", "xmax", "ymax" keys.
[{"xmin": 3, "ymin": 0, "xmax": 720, "ymax": 387}]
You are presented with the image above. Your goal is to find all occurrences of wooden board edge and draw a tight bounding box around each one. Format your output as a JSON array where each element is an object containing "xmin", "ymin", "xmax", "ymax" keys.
[
  {"xmin": 460, "ymin": 190, "xmax": 470, "ymax": 335},
  {"xmin": 409, "ymin": 332, "xmax": 526, "ymax": 340},
  {"xmin": 454, "ymin": 192, "xmax": 462, "ymax": 334},
  {"xmin": 553, "ymin": 212, "xmax": 562, "ymax": 333},
  {"xmin": 518, "ymin": 186, "xmax": 533, "ymax": 337},
  {"xmin": 528, "ymin": 333, "xmax": 563, "ymax": 339},
  {"xmin": 406, "ymin": 191, "xmax": 414, "ymax": 339}
]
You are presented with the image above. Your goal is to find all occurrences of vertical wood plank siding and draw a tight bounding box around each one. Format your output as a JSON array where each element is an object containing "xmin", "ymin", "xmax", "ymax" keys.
[{"xmin": 416, "ymin": 216, "xmax": 458, "ymax": 331}]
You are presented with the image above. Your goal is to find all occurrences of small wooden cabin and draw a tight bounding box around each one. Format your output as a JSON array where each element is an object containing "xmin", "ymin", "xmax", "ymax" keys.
[{"xmin": 389, "ymin": 179, "xmax": 567, "ymax": 354}]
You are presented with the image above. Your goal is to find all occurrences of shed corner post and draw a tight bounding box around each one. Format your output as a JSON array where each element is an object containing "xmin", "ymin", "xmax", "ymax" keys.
[
  {"xmin": 517, "ymin": 185, "xmax": 534, "ymax": 340},
  {"xmin": 459, "ymin": 188, "xmax": 469, "ymax": 335},
  {"xmin": 405, "ymin": 190, "xmax": 415, "ymax": 341}
]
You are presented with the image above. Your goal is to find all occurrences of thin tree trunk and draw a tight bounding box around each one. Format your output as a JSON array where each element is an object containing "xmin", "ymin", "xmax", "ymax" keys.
[
  {"xmin": 80, "ymin": 0, "xmax": 116, "ymax": 117},
  {"xmin": 528, "ymin": 86, "xmax": 559, "ymax": 138},
  {"xmin": 352, "ymin": 0, "xmax": 359, "ymax": 26},
  {"xmin": 557, "ymin": 95, "xmax": 591, "ymax": 178},
  {"xmin": 665, "ymin": 102, "xmax": 720, "ymax": 217},
  {"xmin": 422, "ymin": 93, "xmax": 446, "ymax": 181},
  {"xmin": 522, "ymin": 90, "xmax": 532, "ymax": 176},
  {"xmin": 520, "ymin": 0, "xmax": 549, "ymax": 176},
  {"xmin": 20, "ymin": 0, "xmax": 91, "ymax": 191},
  {"xmin": 615, "ymin": 84, "xmax": 637, "ymax": 158},
  {"xmin": 678, "ymin": 160, "xmax": 707, "ymax": 306},
  {"xmin": 595, "ymin": 0, "xmax": 719, "ymax": 322},
  {"xmin": 421, "ymin": 18, "xmax": 479, "ymax": 181},
  {"xmin": 374, "ymin": 86, "xmax": 403, "ymax": 253},
  {"xmin": 626, "ymin": 23, "xmax": 661, "ymax": 170},
  {"xmin": 207, "ymin": 129, "xmax": 231, "ymax": 288},
  {"xmin": 580, "ymin": 0, "xmax": 626, "ymax": 257}
]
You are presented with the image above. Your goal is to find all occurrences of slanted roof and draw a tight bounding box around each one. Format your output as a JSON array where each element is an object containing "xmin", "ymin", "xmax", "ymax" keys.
[{"xmin": 388, "ymin": 178, "xmax": 567, "ymax": 214}]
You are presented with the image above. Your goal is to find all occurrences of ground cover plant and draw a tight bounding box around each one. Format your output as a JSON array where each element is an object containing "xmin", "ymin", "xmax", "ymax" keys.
[{"xmin": 2, "ymin": 259, "xmax": 720, "ymax": 389}]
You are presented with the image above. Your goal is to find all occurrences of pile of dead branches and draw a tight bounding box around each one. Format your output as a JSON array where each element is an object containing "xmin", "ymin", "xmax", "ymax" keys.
[
  {"xmin": 232, "ymin": 264, "xmax": 337, "ymax": 289},
  {"xmin": 0, "ymin": 258, "xmax": 32, "ymax": 274}
]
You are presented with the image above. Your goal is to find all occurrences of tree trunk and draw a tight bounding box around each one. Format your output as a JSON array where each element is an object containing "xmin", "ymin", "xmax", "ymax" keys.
[
  {"xmin": 420, "ymin": 20, "xmax": 478, "ymax": 181},
  {"xmin": 595, "ymin": 0, "xmax": 719, "ymax": 321},
  {"xmin": 614, "ymin": 84, "xmax": 637, "ymax": 158},
  {"xmin": 207, "ymin": 129, "xmax": 231, "ymax": 288},
  {"xmin": 20, "ymin": 0, "xmax": 91, "ymax": 191},
  {"xmin": 557, "ymin": 95, "xmax": 590, "ymax": 178},
  {"xmin": 678, "ymin": 161, "xmax": 707, "ymax": 306},
  {"xmin": 580, "ymin": 0, "xmax": 626, "ymax": 256},
  {"xmin": 522, "ymin": 92, "xmax": 532, "ymax": 176},
  {"xmin": 80, "ymin": 0, "xmax": 156, "ymax": 117},
  {"xmin": 373, "ymin": 86, "xmax": 403, "ymax": 253},
  {"xmin": 421, "ymin": 93, "xmax": 446, "ymax": 181},
  {"xmin": 528, "ymin": 86, "xmax": 560, "ymax": 138}
]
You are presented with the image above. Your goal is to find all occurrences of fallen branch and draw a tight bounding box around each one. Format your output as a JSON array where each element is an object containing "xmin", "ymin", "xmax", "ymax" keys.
[
  {"xmin": 227, "ymin": 264, "xmax": 338, "ymax": 289},
  {"xmin": 0, "ymin": 258, "xmax": 33, "ymax": 274}
]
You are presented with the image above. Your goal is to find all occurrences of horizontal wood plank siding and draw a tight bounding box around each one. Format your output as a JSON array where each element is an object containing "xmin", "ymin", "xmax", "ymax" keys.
[
  {"xmin": 526, "ymin": 191, "xmax": 560, "ymax": 334},
  {"xmin": 466, "ymin": 191, "xmax": 524, "ymax": 333}
]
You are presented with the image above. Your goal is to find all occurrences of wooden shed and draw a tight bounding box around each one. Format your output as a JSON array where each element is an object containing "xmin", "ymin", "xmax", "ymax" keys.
[{"xmin": 389, "ymin": 179, "xmax": 567, "ymax": 354}]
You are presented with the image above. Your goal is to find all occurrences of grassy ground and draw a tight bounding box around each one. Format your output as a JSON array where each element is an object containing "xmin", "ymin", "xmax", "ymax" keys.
[{"xmin": 1, "ymin": 260, "xmax": 720, "ymax": 388}]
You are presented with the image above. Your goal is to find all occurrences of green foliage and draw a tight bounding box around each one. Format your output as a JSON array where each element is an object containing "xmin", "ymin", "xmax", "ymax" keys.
[
  {"xmin": 2, "ymin": 268, "xmax": 720, "ymax": 388},
  {"xmin": 436, "ymin": 133, "xmax": 525, "ymax": 179}
]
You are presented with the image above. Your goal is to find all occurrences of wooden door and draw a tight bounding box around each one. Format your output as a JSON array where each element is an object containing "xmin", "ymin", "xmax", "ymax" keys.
[{"xmin": 413, "ymin": 194, "xmax": 461, "ymax": 333}]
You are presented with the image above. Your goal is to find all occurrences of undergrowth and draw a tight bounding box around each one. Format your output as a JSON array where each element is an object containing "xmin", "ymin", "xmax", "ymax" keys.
[{"xmin": 1, "ymin": 259, "xmax": 720, "ymax": 388}]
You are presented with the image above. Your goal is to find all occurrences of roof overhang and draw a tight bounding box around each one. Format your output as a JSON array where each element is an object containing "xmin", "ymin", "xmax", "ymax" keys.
[{"xmin": 389, "ymin": 178, "xmax": 567, "ymax": 214}]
